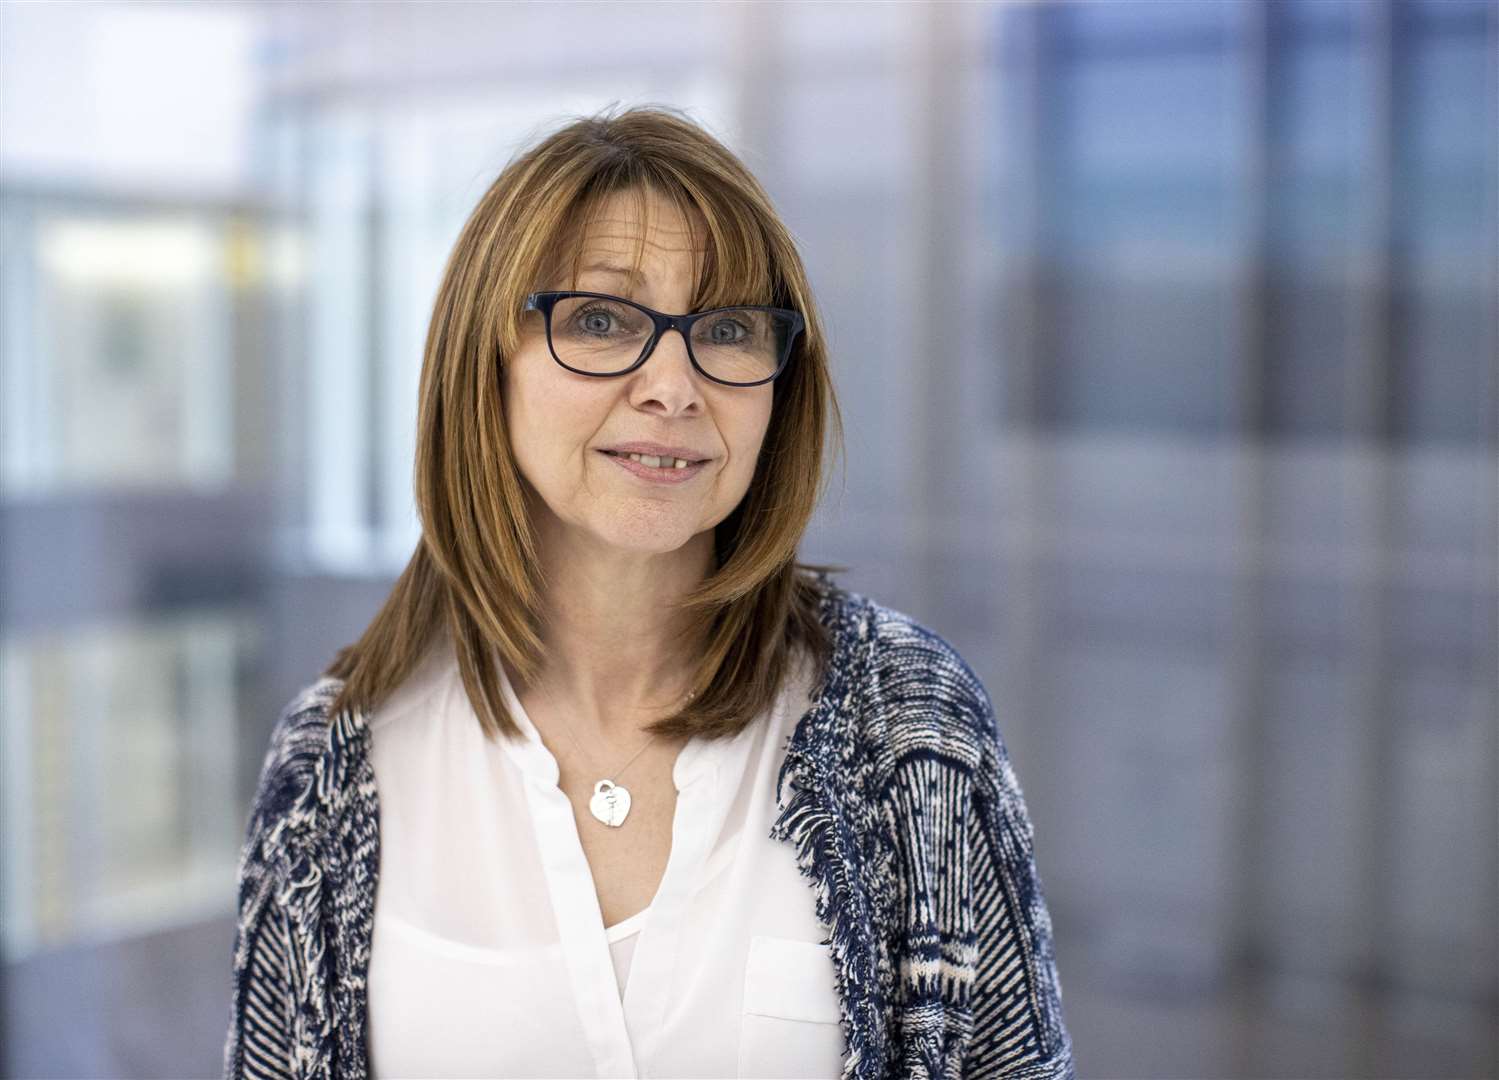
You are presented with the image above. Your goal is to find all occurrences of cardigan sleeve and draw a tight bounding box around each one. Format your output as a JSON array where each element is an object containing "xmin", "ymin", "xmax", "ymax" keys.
[
  {"xmin": 223, "ymin": 694, "xmax": 326, "ymax": 1080},
  {"xmin": 961, "ymin": 687, "xmax": 1075, "ymax": 1079},
  {"xmin": 224, "ymin": 883, "xmax": 299, "ymax": 1080}
]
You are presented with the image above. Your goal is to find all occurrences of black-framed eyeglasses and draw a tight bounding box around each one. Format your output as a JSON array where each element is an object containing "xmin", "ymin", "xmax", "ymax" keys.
[{"xmin": 522, "ymin": 290, "xmax": 804, "ymax": 387}]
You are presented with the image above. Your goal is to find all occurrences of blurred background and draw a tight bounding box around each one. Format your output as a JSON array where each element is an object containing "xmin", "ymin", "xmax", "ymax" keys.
[{"xmin": 1, "ymin": 0, "xmax": 1495, "ymax": 1076}]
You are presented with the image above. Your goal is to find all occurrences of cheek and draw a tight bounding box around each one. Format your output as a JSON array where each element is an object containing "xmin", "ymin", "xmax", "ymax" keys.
[
  {"xmin": 727, "ymin": 400, "xmax": 774, "ymax": 484},
  {"xmin": 750, "ymin": 396, "xmax": 775, "ymax": 453},
  {"xmin": 503, "ymin": 367, "xmax": 567, "ymax": 485},
  {"xmin": 505, "ymin": 359, "xmax": 589, "ymax": 463}
]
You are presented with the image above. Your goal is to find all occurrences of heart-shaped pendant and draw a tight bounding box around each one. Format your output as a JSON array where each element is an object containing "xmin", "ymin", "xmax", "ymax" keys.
[{"xmin": 588, "ymin": 779, "xmax": 632, "ymax": 827}]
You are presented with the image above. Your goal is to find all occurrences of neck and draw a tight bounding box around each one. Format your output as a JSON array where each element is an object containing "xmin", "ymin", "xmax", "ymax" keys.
[{"xmin": 524, "ymin": 521, "xmax": 714, "ymax": 745}]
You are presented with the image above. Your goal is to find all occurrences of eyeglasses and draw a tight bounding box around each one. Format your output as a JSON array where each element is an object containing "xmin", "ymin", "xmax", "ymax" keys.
[{"xmin": 522, "ymin": 290, "xmax": 804, "ymax": 387}]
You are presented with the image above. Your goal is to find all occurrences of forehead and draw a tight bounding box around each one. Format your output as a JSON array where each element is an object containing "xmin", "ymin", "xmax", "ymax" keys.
[
  {"xmin": 564, "ymin": 188, "xmax": 708, "ymax": 284},
  {"xmin": 583, "ymin": 188, "xmax": 704, "ymax": 246}
]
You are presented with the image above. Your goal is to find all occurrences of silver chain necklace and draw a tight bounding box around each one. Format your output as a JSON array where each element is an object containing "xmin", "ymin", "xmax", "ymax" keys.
[{"xmin": 537, "ymin": 678, "xmax": 696, "ymax": 828}]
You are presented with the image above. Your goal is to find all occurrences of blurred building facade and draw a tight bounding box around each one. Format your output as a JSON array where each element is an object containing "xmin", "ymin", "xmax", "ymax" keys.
[{"xmin": 0, "ymin": 1, "xmax": 1494, "ymax": 1076}]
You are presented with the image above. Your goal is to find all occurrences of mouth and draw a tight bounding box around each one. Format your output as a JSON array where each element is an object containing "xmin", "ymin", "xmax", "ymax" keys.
[
  {"xmin": 597, "ymin": 449, "xmax": 710, "ymax": 484},
  {"xmin": 598, "ymin": 449, "xmax": 709, "ymax": 469}
]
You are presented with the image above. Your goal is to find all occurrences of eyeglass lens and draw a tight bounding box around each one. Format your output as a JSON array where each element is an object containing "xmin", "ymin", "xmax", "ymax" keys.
[{"xmin": 546, "ymin": 296, "xmax": 794, "ymax": 383}]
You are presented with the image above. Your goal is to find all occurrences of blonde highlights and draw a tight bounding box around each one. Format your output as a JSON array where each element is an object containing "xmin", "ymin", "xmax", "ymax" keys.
[{"xmin": 324, "ymin": 103, "xmax": 845, "ymax": 743}]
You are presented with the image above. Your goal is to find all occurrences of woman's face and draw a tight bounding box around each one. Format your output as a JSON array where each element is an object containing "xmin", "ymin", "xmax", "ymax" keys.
[{"xmin": 503, "ymin": 187, "xmax": 774, "ymax": 563}]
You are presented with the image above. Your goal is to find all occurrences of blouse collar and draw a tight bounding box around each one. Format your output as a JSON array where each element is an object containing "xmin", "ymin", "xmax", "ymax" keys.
[{"xmin": 492, "ymin": 653, "xmax": 759, "ymax": 793}]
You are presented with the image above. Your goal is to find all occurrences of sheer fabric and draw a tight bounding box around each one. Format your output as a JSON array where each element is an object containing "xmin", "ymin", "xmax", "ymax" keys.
[{"xmin": 365, "ymin": 635, "xmax": 847, "ymax": 1078}]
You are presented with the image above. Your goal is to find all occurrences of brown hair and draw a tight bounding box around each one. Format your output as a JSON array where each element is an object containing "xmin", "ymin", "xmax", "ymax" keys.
[{"xmin": 323, "ymin": 103, "xmax": 846, "ymax": 744}]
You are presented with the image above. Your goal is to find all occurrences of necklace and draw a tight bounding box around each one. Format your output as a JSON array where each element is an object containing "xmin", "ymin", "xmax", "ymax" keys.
[{"xmin": 536, "ymin": 678, "xmax": 696, "ymax": 828}]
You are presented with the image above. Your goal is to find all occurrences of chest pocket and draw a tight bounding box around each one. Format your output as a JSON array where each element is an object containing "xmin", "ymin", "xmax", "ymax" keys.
[{"xmin": 738, "ymin": 934, "xmax": 847, "ymax": 1077}]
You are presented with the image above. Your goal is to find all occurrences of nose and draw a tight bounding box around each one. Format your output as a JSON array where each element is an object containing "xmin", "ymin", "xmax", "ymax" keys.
[{"xmin": 630, "ymin": 326, "xmax": 703, "ymax": 413}]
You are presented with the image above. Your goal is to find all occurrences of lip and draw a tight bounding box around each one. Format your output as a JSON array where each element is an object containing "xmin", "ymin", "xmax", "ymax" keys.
[
  {"xmin": 598, "ymin": 449, "xmax": 708, "ymax": 485},
  {"xmin": 598, "ymin": 441, "xmax": 711, "ymax": 462}
]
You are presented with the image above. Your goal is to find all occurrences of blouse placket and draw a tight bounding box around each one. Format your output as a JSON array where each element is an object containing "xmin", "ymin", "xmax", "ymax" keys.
[{"xmin": 499, "ymin": 670, "xmax": 746, "ymax": 1078}]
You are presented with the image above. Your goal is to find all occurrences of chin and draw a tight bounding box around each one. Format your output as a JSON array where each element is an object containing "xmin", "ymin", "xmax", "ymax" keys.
[{"xmin": 592, "ymin": 514, "xmax": 703, "ymax": 555}]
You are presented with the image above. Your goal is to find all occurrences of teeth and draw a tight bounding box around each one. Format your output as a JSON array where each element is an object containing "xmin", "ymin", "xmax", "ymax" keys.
[{"xmin": 625, "ymin": 453, "xmax": 692, "ymax": 469}]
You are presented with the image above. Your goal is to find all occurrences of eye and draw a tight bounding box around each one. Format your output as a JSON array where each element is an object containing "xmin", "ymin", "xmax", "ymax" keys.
[
  {"xmin": 565, "ymin": 300, "xmax": 643, "ymax": 338},
  {"xmin": 707, "ymin": 316, "xmax": 750, "ymax": 344},
  {"xmin": 576, "ymin": 305, "xmax": 618, "ymax": 335}
]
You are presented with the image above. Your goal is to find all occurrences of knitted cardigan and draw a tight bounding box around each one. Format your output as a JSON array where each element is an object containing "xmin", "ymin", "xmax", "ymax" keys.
[{"xmin": 224, "ymin": 574, "xmax": 1075, "ymax": 1079}]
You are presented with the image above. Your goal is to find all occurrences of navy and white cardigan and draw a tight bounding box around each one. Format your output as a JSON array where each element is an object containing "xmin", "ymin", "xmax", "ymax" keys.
[{"xmin": 224, "ymin": 575, "xmax": 1075, "ymax": 1079}]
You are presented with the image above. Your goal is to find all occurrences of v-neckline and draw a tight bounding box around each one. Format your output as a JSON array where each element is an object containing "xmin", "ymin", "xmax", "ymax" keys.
[{"xmin": 496, "ymin": 655, "xmax": 767, "ymax": 1077}]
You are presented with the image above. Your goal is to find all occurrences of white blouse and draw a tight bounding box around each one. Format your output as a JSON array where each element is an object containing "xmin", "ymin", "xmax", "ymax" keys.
[{"xmin": 365, "ymin": 634, "xmax": 847, "ymax": 1079}]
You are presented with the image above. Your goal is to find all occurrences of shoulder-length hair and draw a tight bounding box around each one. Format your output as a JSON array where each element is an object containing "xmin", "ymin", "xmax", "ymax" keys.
[{"xmin": 323, "ymin": 103, "xmax": 846, "ymax": 744}]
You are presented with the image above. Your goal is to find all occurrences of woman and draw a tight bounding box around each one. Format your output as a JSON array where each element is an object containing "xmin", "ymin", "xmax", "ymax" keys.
[{"xmin": 224, "ymin": 105, "xmax": 1073, "ymax": 1080}]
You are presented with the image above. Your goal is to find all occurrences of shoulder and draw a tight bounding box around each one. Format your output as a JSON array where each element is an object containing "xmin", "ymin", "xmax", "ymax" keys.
[
  {"xmin": 823, "ymin": 583, "xmax": 1002, "ymax": 778},
  {"xmin": 241, "ymin": 676, "xmax": 347, "ymax": 860}
]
